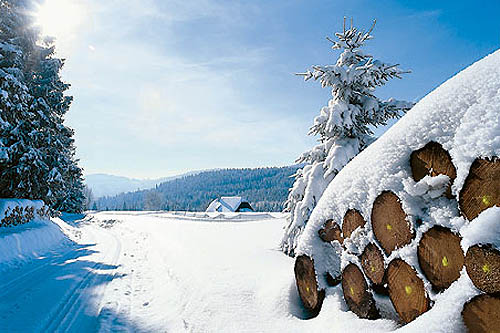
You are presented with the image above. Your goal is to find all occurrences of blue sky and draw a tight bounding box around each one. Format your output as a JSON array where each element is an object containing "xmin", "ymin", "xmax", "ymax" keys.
[{"xmin": 37, "ymin": 0, "xmax": 500, "ymax": 179}]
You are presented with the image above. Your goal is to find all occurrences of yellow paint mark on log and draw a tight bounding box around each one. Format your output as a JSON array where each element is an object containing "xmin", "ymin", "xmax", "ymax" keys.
[
  {"xmin": 405, "ymin": 286, "xmax": 412, "ymax": 295},
  {"xmin": 482, "ymin": 264, "xmax": 491, "ymax": 274},
  {"xmin": 350, "ymin": 287, "xmax": 354, "ymax": 296},
  {"xmin": 306, "ymin": 286, "xmax": 310, "ymax": 293},
  {"xmin": 371, "ymin": 265, "xmax": 375, "ymax": 272},
  {"xmin": 482, "ymin": 195, "xmax": 492, "ymax": 206},
  {"xmin": 442, "ymin": 256, "xmax": 449, "ymax": 267},
  {"xmin": 386, "ymin": 224, "xmax": 393, "ymax": 231}
]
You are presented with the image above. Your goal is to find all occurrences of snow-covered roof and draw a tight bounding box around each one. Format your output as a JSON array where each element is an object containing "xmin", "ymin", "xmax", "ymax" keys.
[
  {"xmin": 219, "ymin": 197, "xmax": 242, "ymax": 211},
  {"xmin": 206, "ymin": 196, "xmax": 251, "ymax": 212}
]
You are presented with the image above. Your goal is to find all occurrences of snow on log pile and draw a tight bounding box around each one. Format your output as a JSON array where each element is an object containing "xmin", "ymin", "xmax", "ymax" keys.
[
  {"xmin": 293, "ymin": 49, "xmax": 500, "ymax": 332},
  {"xmin": 0, "ymin": 199, "xmax": 69, "ymax": 270}
]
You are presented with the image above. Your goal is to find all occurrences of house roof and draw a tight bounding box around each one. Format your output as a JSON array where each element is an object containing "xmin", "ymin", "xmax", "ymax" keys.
[{"xmin": 206, "ymin": 196, "xmax": 250, "ymax": 212}]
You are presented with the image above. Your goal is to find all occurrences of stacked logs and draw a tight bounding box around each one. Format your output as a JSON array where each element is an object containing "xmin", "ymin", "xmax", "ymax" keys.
[{"xmin": 295, "ymin": 141, "xmax": 499, "ymax": 328}]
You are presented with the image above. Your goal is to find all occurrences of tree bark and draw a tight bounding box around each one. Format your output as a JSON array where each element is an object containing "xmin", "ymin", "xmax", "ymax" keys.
[
  {"xmin": 360, "ymin": 243, "xmax": 386, "ymax": 293},
  {"xmin": 410, "ymin": 141, "xmax": 456, "ymax": 198},
  {"xmin": 341, "ymin": 263, "xmax": 380, "ymax": 319},
  {"xmin": 371, "ymin": 191, "xmax": 414, "ymax": 255},
  {"xmin": 459, "ymin": 157, "xmax": 499, "ymax": 221},
  {"xmin": 386, "ymin": 259, "xmax": 429, "ymax": 324},
  {"xmin": 465, "ymin": 244, "xmax": 500, "ymax": 294},
  {"xmin": 294, "ymin": 255, "xmax": 325, "ymax": 315},
  {"xmin": 417, "ymin": 226, "xmax": 464, "ymax": 291},
  {"xmin": 318, "ymin": 219, "xmax": 344, "ymax": 244},
  {"xmin": 462, "ymin": 294, "xmax": 500, "ymax": 333},
  {"xmin": 342, "ymin": 209, "xmax": 366, "ymax": 239}
]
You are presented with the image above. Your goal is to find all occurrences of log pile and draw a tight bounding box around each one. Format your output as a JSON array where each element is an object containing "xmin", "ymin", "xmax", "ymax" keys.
[{"xmin": 294, "ymin": 142, "xmax": 499, "ymax": 326}]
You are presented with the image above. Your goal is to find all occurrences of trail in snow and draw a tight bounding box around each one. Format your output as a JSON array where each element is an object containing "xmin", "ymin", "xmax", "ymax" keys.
[
  {"xmin": 0, "ymin": 212, "xmax": 398, "ymax": 332},
  {"xmin": 0, "ymin": 220, "xmax": 121, "ymax": 332}
]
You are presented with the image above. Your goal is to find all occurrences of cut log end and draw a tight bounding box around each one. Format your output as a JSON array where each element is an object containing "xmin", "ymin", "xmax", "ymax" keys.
[
  {"xmin": 465, "ymin": 244, "xmax": 500, "ymax": 294},
  {"xmin": 342, "ymin": 263, "xmax": 380, "ymax": 319},
  {"xmin": 360, "ymin": 243, "xmax": 385, "ymax": 288},
  {"xmin": 462, "ymin": 294, "xmax": 500, "ymax": 333},
  {"xmin": 417, "ymin": 226, "xmax": 464, "ymax": 291},
  {"xmin": 459, "ymin": 157, "xmax": 500, "ymax": 221},
  {"xmin": 371, "ymin": 191, "xmax": 414, "ymax": 255},
  {"xmin": 342, "ymin": 209, "xmax": 366, "ymax": 239},
  {"xmin": 318, "ymin": 219, "xmax": 344, "ymax": 244},
  {"xmin": 294, "ymin": 255, "xmax": 325, "ymax": 315},
  {"xmin": 386, "ymin": 259, "xmax": 429, "ymax": 324},
  {"xmin": 410, "ymin": 141, "xmax": 456, "ymax": 198}
]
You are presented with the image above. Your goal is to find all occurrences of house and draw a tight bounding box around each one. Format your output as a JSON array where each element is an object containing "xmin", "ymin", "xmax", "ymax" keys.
[{"xmin": 206, "ymin": 196, "xmax": 254, "ymax": 212}]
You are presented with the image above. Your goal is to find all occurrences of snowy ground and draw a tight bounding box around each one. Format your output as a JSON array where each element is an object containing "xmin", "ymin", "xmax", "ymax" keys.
[{"xmin": 0, "ymin": 212, "xmax": 414, "ymax": 332}]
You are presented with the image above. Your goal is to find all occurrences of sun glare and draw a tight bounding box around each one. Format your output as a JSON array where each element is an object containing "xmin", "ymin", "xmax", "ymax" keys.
[{"xmin": 34, "ymin": 0, "xmax": 84, "ymax": 39}]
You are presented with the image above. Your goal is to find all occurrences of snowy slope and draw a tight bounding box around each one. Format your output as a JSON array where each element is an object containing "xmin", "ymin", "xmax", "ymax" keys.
[
  {"xmin": 296, "ymin": 49, "xmax": 500, "ymax": 330},
  {"xmin": 0, "ymin": 200, "xmax": 68, "ymax": 271}
]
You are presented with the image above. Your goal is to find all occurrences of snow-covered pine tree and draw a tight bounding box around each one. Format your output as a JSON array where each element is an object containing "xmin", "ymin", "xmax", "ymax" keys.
[
  {"xmin": 27, "ymin": 38, "xmax": 86, "ymax": 212},
  {"xmin": 281, "ymin": 18, "xmax": 413, "ymax": 256},
  {"xmin": 0, "ymin": 0, "xmax": 40, "ymax": 197},
  {"xmin": 0, "ymin": 0, "xmax": 85, "ymax": 212}
]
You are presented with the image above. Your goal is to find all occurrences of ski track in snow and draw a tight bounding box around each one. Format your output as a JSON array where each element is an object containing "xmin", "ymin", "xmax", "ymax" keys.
[
  {"xmin": 0, "ymin": 212, "xmax": 399, "ymax": 332},
  {"xmin": 0, "ymin": 221, "xmax": 122, "ymax": 332}
]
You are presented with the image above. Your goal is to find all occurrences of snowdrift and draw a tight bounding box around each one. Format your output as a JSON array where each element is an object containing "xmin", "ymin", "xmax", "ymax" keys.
[
  {"xmin": 0, "ymin": 199, "xmax": 70, "ymax": 271},
  {"xmin": 293, "ymin": 49, "xmax": 500, "ymax": 332}
]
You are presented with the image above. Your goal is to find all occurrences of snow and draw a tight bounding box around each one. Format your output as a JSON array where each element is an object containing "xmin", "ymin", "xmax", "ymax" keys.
[
  {"xmin": 0, "ymin": 199, "xmax": 67, "ymax": 270},
  {"xmin": 2, "ymin": 205, "xmax": 496, "ymax": 331},
  {"xmin": 460, "ymin": 206, "xmax": 500, "ymax": 250},
  {"xmin": 0, "ymin": 212, "xmax": 396, "ymax": 332},
  {"xmin": 295, "ymin": 49, "xmax": 500, "ymax": 330},
  {"xmin": 206, "ymin": 196, "xmax": 252, "ymax": 212}
]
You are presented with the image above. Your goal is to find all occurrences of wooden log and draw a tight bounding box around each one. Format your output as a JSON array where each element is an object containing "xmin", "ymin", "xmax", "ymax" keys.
[
  {"xmin": 417, "ymin": 226, "xmax": 464, "ymax": 291},
  {"xmin": 459, "ymin": 157, "xmax": 500, "ymax": 221},
  {"xmin": 371, "ymin": 191, "xmax": 414, "ymax": 255},
  {"xmin": 462, "ymin": 294, "xmax": 500, "ymax": 333},
  {"xmin": 410, "ymin": 141, "xmax": 456, "ymax": 198},
  {"xmin": 342, "ymin": 209, "xmax": 366, "ymax": 239},
  {"xmin": 465, "ymin": 244, "xmax": 500, "ymax": 294},
  {"xmin": 386, "ymin": 259, "xmax": 429, "ymax": 324},
  {"xmin": 341, "ymin": 263, "xmax": 380, "ymax": 319},
  {"xmin": 294, "ymin": 255, "xmax": 325, "ymax": 315},
  {"xmin": 318, "ymin": 219, "xmax": 344, "ymax": 244},
  {"xmin": 462, "ymin": 294, "xmax": 500, "ymax": 332},
  {"xmin": 360, "ymin": 243, "xmax": 386, "ymax": 292}
]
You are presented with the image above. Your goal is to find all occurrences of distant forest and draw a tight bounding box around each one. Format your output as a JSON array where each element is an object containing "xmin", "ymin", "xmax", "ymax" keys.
[{"xmin": 94, "ymin": 166, "xmax": 299, "ymax": 212}]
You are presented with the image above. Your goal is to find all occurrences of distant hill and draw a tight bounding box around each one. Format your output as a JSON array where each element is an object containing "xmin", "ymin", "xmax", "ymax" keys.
[
  {"xmin": 94, "ymin": 166, "xmax": 299, "ymax": 212},
  {"xmin": 85, "ymin": 171, "xmax": 199, "ymax": 198}
]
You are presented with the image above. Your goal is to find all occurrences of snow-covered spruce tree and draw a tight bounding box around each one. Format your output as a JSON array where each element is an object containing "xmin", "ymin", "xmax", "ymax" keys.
[
  {"xmin": 0, "ymin": 0, "xmax": 85, "ymax": 212},
  {"xmin": 281, "ymin": 19, "xmax": 413, "ymax": 256},
  {"xmin": 0, "ymin": 0, "xmax": 37, "ymax": 195},
  {"xmin": 27, "ymin": 39, "xmax": 86, "ymax": 212}
]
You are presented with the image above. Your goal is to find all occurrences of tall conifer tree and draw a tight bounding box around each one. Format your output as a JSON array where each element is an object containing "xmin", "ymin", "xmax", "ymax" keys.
[
  {"xmin": 281, "ymin": 19, "xmax": 413, "ymax": 256},
  {"xmin": 0, "ymin": 0, "xmax": 85, "ymax": 212}
]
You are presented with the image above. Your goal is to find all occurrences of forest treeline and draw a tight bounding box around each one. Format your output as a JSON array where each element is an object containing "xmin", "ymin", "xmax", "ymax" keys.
[{"xmin": 94, "ymin": 166, "xmax": 299, "ymax": 212}]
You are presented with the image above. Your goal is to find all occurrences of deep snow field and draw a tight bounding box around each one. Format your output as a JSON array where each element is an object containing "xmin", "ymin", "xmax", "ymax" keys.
[{"xmin": 0, "ymin": 211, "xmax": 466, "ymax": 332}]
